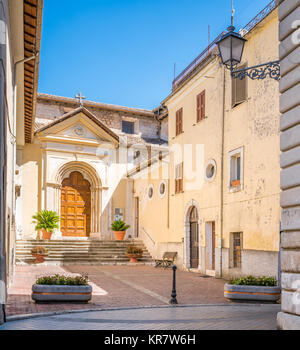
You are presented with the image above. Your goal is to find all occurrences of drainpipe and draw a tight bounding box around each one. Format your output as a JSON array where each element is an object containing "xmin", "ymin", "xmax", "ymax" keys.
[{"xmin": 220, "ymin": 65, "xmax": 226, "ymax": 278}]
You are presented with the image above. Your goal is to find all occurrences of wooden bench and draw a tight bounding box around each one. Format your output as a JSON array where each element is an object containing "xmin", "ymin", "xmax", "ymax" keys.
[{"xmin": 155, "ymin": 252, "xmax": 177, "ymax": 268}]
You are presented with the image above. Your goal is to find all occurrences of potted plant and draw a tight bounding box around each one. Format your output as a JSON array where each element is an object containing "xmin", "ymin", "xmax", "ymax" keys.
[
  {"xmin": 32, "ymin": 210, "xmax": 60, "ymax": 240},
  {"xmin": 111, "ymin": 219, "xmax": 130, "ymax": 241},
  {"xmin": 31, "ymin": 246, "xmax": 48, "ymax": 264},
  {"xmin": 224, "ymin": 276, "xmax": 281, "ymax": 303},
  {"xmin": 126, "ymin": 245, "xmax": 143, "ymax": 263},
  {"xmin": 32, "ymin": 274, "xmax": 92, "ymax": 303}
]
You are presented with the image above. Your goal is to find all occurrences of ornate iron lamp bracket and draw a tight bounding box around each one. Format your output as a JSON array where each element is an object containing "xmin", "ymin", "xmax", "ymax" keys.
[{"xmin": 228, "ymin": 60, "xmax": 280, "ymax": 81}]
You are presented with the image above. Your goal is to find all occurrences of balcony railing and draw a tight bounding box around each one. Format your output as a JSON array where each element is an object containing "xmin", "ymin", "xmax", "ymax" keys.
[
  {"xmin": 239, "ymin": 0, "xmax": 277, "ymax": 36},
  {"xmin": 172, "ymin": 32, "xmax": 225, "ymax": 91}
]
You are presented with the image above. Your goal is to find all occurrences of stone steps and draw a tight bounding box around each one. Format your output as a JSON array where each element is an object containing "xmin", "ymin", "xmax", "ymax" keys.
[
  {"xmin": 15, "ymin": 239, "xmax": 153, "ymax": 265},
  {"xmin": 16, "ymin": 253, "xmax": 152, "ymax": 258},
  {"xmin": 16, "ymin": 246, "xmax": 150, "ymax": 251},
  {"xmin": 16, "ymin": 257, "xmax": 153, "ymax": 263},
  {"xmin": 16, "ymin": 240, "xmax": 143, "ymax": 246},
  {"xmin": 16, "ymin": 250, "xmax": 152, "ymax": 255}
]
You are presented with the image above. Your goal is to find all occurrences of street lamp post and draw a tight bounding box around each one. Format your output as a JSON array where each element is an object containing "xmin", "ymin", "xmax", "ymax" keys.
[
  {"xmin": 216, "ymin": 26, "xmax": 280, "ymax": 81},
  {"xmin": 170, "ymin": 265, "xmax": 178, "ymax": 305}
]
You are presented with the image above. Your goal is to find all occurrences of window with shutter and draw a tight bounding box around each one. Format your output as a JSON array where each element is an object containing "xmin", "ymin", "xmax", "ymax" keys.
[
  {"xmin": 230, "ymin": 232, "xmax": 242, "ymax": 268},
  {"xmin": 197, "ymin": 91, "xmax": 206, "ymax": 122},
  {"xmin": 175, "ymin": 163, "xmax": 183, "ymax": 194},
  {"xmin": 197, "ymin": 94, "xmax": 201, "ymax": 122},
  {"xmin": 175, "ymin": 108, "xmax": 183, "ymax": 136},
  {"xmin": 232, "ymin": 65, "xmax": 247, "ymax": 107}
]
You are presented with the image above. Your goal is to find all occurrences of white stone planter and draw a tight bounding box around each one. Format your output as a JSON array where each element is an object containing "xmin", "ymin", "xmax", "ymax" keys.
[
  {"xmin": 224, "ymin": 284, "xmax": 281, "ymax": 303},
  {"xmin": 32, "ymin": 284, "xmax": 92, "ymax": 303}
]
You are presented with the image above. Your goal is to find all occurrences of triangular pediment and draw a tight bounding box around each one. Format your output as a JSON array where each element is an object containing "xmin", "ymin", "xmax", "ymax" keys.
[{"xmin": 35, "ymin": 107, "xmax": 119, "ymax": 146}]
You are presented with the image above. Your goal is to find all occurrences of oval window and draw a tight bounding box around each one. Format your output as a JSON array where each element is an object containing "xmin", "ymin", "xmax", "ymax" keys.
[
  {"xmin": 160, "ymin": 183, "xmax": 165, "ymax": 195},
  {"xmin": 148, "ymin": 185, "xmax": 154, "ymax": 199},
  {"xmin": 205, "ymin": 160, "xmax": 217, "ymax": 182}
]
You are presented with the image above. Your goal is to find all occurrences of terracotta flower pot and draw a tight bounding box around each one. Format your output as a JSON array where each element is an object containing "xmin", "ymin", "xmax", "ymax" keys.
[
  {"xmin": 231, "ymin": 180, "xmax": 241, "ymax": 187},
  {"xmin": 127, "ymin": 254, "xmax": 142, "ymax": 263},
  {"xmin": 32, "ymin": 254, "xmax": 46, "ymax": 264},
  {"xmin": 42, "ymin": 229, "xmax": 52, "ymax": 240},
  {"xmin": 114, "ymin": 231, "xmax": 126, "ymax": 241}
]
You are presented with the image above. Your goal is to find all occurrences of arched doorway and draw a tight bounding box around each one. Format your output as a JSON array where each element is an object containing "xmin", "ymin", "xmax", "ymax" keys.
[
  {"xmin": 52, "ymin": 161, "xmax": 102, "ymax": 239},
  {"xmin": 61, "ymin": 171, "xmax": 91, "ymax": 237},
  {"xmin": 189, "ymin": 206, "xmax": 199, "ymax": 268}
]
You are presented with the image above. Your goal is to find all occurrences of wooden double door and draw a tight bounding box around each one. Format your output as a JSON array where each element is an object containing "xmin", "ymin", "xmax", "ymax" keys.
[{"xmin": 61, "ymin": 171, "xmax": 91, "ymax": 237}]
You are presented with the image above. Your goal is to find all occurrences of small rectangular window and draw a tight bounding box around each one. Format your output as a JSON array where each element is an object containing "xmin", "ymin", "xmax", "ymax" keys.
[
  {"xmin": 230, "ymin": 232, "xmax": 242, "ymax": 268},
  {"xmin": 232, "ymin": 65, "xmax": 247, "ymax": 107},
  {"xmin": 175, "ymin": 162, "xmax": 183, "ymax": 194},
  {"xmin": 114, "ymin": 208, "xmax": 124, "ymax": 221},
  {"xmin": 133, "ymin": 150, "xmax": 140, "ymax": 160},
  {"xmin": 197, "ymin": 90, "xmax": 206, "ymax": 122},
  {"xmin": 229, "ymin": 148, "xmax": 243, "ymax": 189},
  {"xmin": 176, "ymin": 108, "xmax": 183, "ymax": 136},
  {"xmin": 122, "ymin": 121, "xmax": 135, "ymax": 134}
]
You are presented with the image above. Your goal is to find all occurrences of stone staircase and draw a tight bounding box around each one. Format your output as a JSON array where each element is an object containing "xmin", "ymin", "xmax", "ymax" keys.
[{"xmin": 15, "ymin": 240, "xmax": 153, "ymax": 266}]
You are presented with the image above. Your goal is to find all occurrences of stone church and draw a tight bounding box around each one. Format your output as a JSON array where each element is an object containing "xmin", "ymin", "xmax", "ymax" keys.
[{"xmin": 16, "ymin": 93, "xmax": 168, "ymax": 243}]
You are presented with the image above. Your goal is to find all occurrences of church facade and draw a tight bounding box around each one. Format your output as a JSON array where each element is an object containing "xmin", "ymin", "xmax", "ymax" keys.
[{"xmin": 17, "ymin": 93, "xmax": 168, "ymax": 241}]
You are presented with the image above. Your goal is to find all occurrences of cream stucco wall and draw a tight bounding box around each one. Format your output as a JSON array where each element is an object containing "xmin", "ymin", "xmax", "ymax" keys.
[
  {"xmin": 132, "ymin": 10, "xmax": 280, "ymax": 278},
  {"xmin": 131, "ymin": 160, "xmax": 173, "ymax": 261},
  {"xmin": 1, "ymin": 0, "xmax": 26, "ymax": 287},
  {"xmin": 21, "ymin": 143, "xmax": 41, "ymax": 237}
]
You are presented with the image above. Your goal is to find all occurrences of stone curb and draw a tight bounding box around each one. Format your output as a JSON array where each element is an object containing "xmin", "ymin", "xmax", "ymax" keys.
[{"xmin": 5, "ymin": 303, "xmax": 280, "ymax": 323}]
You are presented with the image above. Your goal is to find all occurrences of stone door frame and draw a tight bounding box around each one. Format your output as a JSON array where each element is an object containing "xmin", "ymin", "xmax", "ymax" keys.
[
  {"xmin": 51, "ymin": 161, "xmax": 102, "ymax": 239},
  {"xmin": 184, "ymin": 199, "xmax": 201, "ymax": 269}
]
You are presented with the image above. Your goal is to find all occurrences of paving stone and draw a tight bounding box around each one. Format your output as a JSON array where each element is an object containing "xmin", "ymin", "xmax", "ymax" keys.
[
  {"xmin": 0, "ymin": 304, "xmax": 280, "ymax": 330},
  {"xmin": 5, "ymin": 265, "xmax": 227, "ymax": 317}
]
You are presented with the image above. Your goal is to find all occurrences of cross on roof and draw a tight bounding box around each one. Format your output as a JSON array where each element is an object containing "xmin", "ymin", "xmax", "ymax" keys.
[{"xmin": 75, "ymin": 92, "xmax": 86, "ymax": 106}]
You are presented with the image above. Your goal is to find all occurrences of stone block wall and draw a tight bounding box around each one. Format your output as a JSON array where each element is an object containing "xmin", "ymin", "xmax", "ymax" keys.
[
  {"xmin": 36, "ymin": 99, "xmax": 160, "ymax": 141},
  {"xmin": 278, "ymin": 0, "xmax": 300, "ymax": 330}
]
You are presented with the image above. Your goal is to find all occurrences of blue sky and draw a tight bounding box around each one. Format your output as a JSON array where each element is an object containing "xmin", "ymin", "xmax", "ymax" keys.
[{"xmin": 38, "ymin": 0, "xmax": 273, "ymax": 110}]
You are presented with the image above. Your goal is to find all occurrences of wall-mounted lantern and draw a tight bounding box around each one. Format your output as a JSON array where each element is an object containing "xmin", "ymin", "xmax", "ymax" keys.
[{"xmin": 216, "ymin": 25, "xmax": 280, "ymax": 80}]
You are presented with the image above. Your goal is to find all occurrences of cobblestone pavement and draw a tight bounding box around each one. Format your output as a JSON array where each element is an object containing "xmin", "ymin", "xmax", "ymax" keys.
[
  {"xmin": 0, "ymin": 304, "xmax": 280, "ymax": 330},
  {"xmin": 6, "ymin": 265, "xmax": 227, "ymax": 316}
]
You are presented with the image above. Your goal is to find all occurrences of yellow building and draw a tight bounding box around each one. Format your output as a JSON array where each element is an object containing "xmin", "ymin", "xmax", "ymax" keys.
[{"xmin": 129, "ymin": 4, "xmax": 280, "ymax": 279}]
